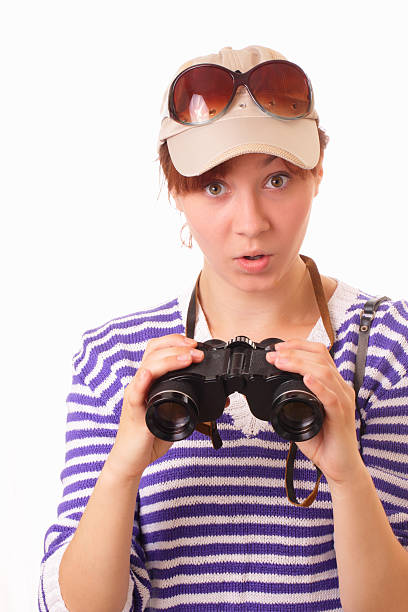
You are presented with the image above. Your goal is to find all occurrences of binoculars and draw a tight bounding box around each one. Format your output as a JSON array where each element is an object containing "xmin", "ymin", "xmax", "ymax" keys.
[{"xmin": 145, "ymin": 336, "xmax": 324, "ymax": 444}]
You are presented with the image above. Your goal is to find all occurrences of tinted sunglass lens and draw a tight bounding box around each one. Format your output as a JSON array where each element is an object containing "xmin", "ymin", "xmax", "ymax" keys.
[
  {"xmin": 249, "ymin": 62, "xmax": 310, "ymax": 118},
  {"xmin": 172, "ymin": 66, "xmax": 234, "ymax": 124}
]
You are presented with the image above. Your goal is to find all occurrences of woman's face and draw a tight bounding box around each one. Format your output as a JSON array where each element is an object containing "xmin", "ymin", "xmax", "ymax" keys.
[{"xmin": 173, "ymin": 153, "xmax": 323, "ymax": 293}]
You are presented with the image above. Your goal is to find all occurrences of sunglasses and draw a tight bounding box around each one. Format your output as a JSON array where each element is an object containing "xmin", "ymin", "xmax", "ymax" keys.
[{"xmin": 168, "ymin": 59, "xmax": 314, "ymax": 126}]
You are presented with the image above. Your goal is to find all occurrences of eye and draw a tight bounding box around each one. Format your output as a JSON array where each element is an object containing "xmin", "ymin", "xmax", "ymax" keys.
[
  {"xmin": 266, "ymin": 173, "xmax": 289, "ymax": 189},
  {"xmin": 205, "ymin": 182, "xmax": 226, "ymax": 197}
]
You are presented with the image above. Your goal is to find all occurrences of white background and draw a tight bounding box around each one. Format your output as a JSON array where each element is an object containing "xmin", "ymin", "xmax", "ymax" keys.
[{"xmin": 1, "ymin": 1, "xmax": 407, "ymax": 610}]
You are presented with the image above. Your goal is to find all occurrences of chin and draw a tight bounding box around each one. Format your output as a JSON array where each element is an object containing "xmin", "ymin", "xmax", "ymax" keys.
[{"xmin": 232, "ymin": 271, "xmax": 280, "ymax": 293}]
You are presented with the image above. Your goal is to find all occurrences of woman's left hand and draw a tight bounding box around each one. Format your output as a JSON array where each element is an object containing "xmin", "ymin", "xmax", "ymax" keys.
[{"xmin": 266, "ymin": 339, "xmax": 365, "ymax": 487}]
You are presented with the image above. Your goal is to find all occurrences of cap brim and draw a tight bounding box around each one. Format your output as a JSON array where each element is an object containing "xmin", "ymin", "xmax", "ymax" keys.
[{"xmin": 166, "ymin": 114, "xmax": 320, "ymax": 177}]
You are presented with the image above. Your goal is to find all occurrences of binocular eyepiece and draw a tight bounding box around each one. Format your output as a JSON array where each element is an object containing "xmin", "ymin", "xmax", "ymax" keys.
[{"xmin": 145, "ymin": 336, "xmax": 324, "ymax": 444}]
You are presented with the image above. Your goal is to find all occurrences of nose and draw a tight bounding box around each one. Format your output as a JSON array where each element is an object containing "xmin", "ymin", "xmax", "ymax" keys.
[{"xmin": 231, "ymin": 189, "xmax": 271, "ymax": 238}]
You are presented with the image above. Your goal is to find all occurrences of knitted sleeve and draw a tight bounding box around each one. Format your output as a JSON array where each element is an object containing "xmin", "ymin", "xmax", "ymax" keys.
[
  {"xmin": 38, "ymin": 334, "xmax": 151, "ymax": 611},
  {"xmin": 359, "ymin": 299, "xmax": 408, "ymax": 550}
]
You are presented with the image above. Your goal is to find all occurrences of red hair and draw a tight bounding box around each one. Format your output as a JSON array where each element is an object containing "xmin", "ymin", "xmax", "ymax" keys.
[{"xmin": 159, "ymin": 125, "xmax": 329, "ymax": 196}]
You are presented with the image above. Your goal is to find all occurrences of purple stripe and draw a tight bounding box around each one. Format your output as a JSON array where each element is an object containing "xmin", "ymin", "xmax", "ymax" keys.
[
  {"xmin": 66, "ymin": 427, "xmax": 117, "ymax": 443},
  {"xmin": 75, "ymin": 308, "xmax": 182, "ymax": 371},
  {"xmin": 161, "ymin": 600, "xmax": 342, "ymax": 612},
  {"xmin": 367, "ymin": 422, "xmax": 408, "ymax": 435},
  {"xmin": 66, "ymin": 390, "xmax": 103, "ymax": 408},
  {"xmin": 364, "ymin": 437, "xmax": 408, "ymax": 455},
  {"xmin": 87, "ymin": 322, "xmax": 185, "ymax": 385},
  {"xmin": 65, "ymin": 442, "xmax": 113, "ymax": 462},
  {"xmin": 370, "ymin": 386, "xmax": 408, "ymax": 406},
  {"xmin": 363, "ymin": 453, "xmax": 408, "ymax": 476},
  {"xmin": 61, "ymin": 460, "xmax": 105, "ymax": 480},
  {"xmin": 142, "ymin": 520, "xmax": 333, "ymax": 544},
  {"xmin": 68, "ymin": 377, "xmax": 124, "ymax": 408},
  {"xmin": 151, "ymin": 556, "xmax": 337, "ymax": 580},
  {"xmin": 63, "ymin": 477, "xmax": 98, "ymax": 496},
  {"xmin": 130, "ymin": 570, "xmax": 149, "ymax": 611},
  {"xmin": 334, "ymin": 347, "xmax": 357, "ymax": 366},
  {"xmin": 58, "ymin": 495, "xmax": 91, "ymax": 515},
  {"xmin": 67, "ymin": 410, "xmax": 118, "ymax": 425},
  {"xmin": 82, "ymin": 297, "xmax": 180, "ymax": 336},
  {"xmin": 150, "ymin": 575, "xmax": 339, "ymax": 597},
  {"xmin": 141, "ymin": 456, "xmax": 323, "ymax": 481},
  {"xmin": 43, "ymin": 524, "xmax": 72, "ymax": 550},
  {"xmin": 39, "ymin": 573, "xmax": 48, "ymax": 612},
  {"xmin": 361, "ymin": 373, "xmax": 396, "ymax": 394},
  {"xmin": 146, "ymin": 539, "xmax": 335, "ymax": 564},
  {"xmin": 140, "ymin": 483, "xmax": 332, "ymax": 509}
]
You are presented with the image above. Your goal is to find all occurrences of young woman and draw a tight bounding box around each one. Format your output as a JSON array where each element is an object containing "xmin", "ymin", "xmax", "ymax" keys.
[{"xmin": 39, "ymin": 45, "xmax": 408, "ymax": 611}]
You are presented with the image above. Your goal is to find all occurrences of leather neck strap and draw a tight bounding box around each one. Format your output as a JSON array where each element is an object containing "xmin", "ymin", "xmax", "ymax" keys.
[{"xmin": 185, "ymin": 254, "xmax": 335, "ymax": 507}]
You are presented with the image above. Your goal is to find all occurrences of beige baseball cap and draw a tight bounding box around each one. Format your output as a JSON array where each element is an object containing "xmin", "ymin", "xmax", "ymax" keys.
[{"xmin": 158, "ymin": 45, "xmax": 320, "ymax": 177}]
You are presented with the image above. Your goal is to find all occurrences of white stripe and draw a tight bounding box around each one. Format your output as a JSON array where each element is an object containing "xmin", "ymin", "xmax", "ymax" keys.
[
  {"xmin": 64, "ymin": 452, "xmax": 111, "ymax": 470},
  {"xmin": 66, "ymin": 419, "xmax": 119, "ymax": 433},
  {"xmin": 77, "ymin": 315, "xmax": 181, "ymax": 378},
  {"xmin": 142, "ymin": 512, "xmax": 333, "ymax": 534},
  {"xmin": 144, "ymin": 532, "xmax": 334, "ymax": 552},
  {"xmin": 364, "ymin": 446, "xmax": 408, "ymax": 464},
  {"xmin": 139, "ymin": 475, "xmax": 326, "ymax": 497},
  {"xmin": 79, "ymin": 300, "xmax": 180, "ymax": 345},
  {"xmin": 58, "ymin": 487, "xmax": 94, "ymax": 506},
  {"xmin": 142, "ymin": 452, "xmax": 314, "ymax": 476},
  {"xmin": 139, "ymin": 494, "xmax": 333, "ymax": 517},
  {"xmin": 369, "ymin": 414, "xmax": 408, "ymax": 424},
  {"xmin": 62, "ymin": 468, "xmax": 104, "ymax": 488},
  {"xmin": 148, "ymin": 567, "xmax": 338, "ymax": 588},
  {"xmin": 146, "ymin": 549, "xmax": 336, "ymax": 571},
  {"xmin": 65, "ymin": 435, "xmax": 114, "ymax": 453},
  {"xmin": 364, "ymin": 433, "xmax": 408, "ymax": 442},
  {"xmin": 147, "ymin": 591, "xmax": 340, "ymax": 609}
]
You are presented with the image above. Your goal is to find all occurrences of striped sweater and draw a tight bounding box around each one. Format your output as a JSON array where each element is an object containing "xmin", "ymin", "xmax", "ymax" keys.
[{"xmin": 39, "ymin": 277, "xmax": 408, "ymax": 611}]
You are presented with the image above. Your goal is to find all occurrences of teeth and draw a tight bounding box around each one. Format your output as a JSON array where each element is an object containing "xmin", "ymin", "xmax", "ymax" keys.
[{"xmin": 244, "ymin": 255, "xmax": 263, "ymax": 260}]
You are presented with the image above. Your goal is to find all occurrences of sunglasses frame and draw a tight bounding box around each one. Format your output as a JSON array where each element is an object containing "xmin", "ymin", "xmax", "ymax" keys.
[{"xmin": 168, "ymin": 59, "xmax": 314, "ymax": 126}]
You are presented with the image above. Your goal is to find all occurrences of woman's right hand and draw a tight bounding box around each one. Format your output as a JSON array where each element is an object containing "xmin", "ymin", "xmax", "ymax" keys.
[{"xmin": 105, "ymin": 334, "xmax": 204, "ymax": 482}]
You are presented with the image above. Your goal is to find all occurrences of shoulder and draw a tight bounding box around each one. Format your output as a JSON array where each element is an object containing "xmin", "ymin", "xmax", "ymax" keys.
[
  {"xmin": 72, "ymin": 293, "xmax": 185, "ymax": 383},
  {"xmin": 329, "ymin": 277, "xmax": 408, "ymax": 339},
  {"xmin": 332, "ymin": 278, "xmax": 408, "ymax": 394}
]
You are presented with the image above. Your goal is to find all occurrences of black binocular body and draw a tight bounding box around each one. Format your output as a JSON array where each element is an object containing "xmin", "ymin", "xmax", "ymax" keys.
[{"xmin": 145, "ymin": 336, "xmax": 324, "ymax": 444}]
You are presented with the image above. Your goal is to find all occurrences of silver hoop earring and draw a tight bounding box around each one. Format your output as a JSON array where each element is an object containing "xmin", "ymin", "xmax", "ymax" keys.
[{"xmin": 180, "ymin": 222, "xmax": 193, "ymax": 249}]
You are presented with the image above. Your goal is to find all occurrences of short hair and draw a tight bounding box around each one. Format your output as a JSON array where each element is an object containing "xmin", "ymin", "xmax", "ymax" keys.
[{"xmin": 159, "ymin": 124, "xmax": 329, "ymax": 196}]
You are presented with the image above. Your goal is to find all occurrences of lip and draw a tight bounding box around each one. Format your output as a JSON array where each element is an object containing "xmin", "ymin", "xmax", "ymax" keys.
[
  {"xmin": 234, "ymin": 254, "xmax": 272, "ymax": 272},
  {"xmin": 235, "ymin": 250, "xmax": 270, "ymax": 258}
]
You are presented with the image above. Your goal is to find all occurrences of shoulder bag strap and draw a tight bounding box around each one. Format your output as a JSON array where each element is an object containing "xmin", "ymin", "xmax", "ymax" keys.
[{"xmin": 354, "ymin": 295, "xmax": 390, "ymax": 451}]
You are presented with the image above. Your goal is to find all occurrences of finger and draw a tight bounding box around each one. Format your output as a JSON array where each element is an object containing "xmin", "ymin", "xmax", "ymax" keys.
[
  {"xmin": 141, "ymin": 345, "xmax": 204, "ymax": 381},
  {"xmin": 275, "ymin": 339, "xmax": 333, "ymax": 358},
  {"xmin": 302, "ymin": 373, "xmax": 351, "ymax": 421},
  {"xmin": 267, "ymin": 346, "xmax": 337, "ymax": 373},
  {"xmin": 267, "ymin": 351, "xmax": 345, "ymax": 397},
  {"xmin": 267, "ymin": 348, "xmax": 336, "ymax": 372},
  {"xmin": 124, "ymin": 366, "xmax": 153, "ymax": 408},
  {"xmin": 144, "ymin": 333, "xmax": 196, "ymax": 357}
]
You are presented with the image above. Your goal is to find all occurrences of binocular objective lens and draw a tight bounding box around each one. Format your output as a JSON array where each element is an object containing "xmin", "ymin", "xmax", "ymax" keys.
[
  {"xmin": 281, "ymin": 401, "xmax": 315, "ymax": 429},
  {"xmin": 155, "ymin": 401, "xmax": 190, "ymax": 433}
]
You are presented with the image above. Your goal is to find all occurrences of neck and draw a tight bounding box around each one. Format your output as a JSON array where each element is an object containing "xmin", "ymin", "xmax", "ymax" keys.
[{"xmin": 197, "ymin": 256, "xmax": 323, "ymax": 340}]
